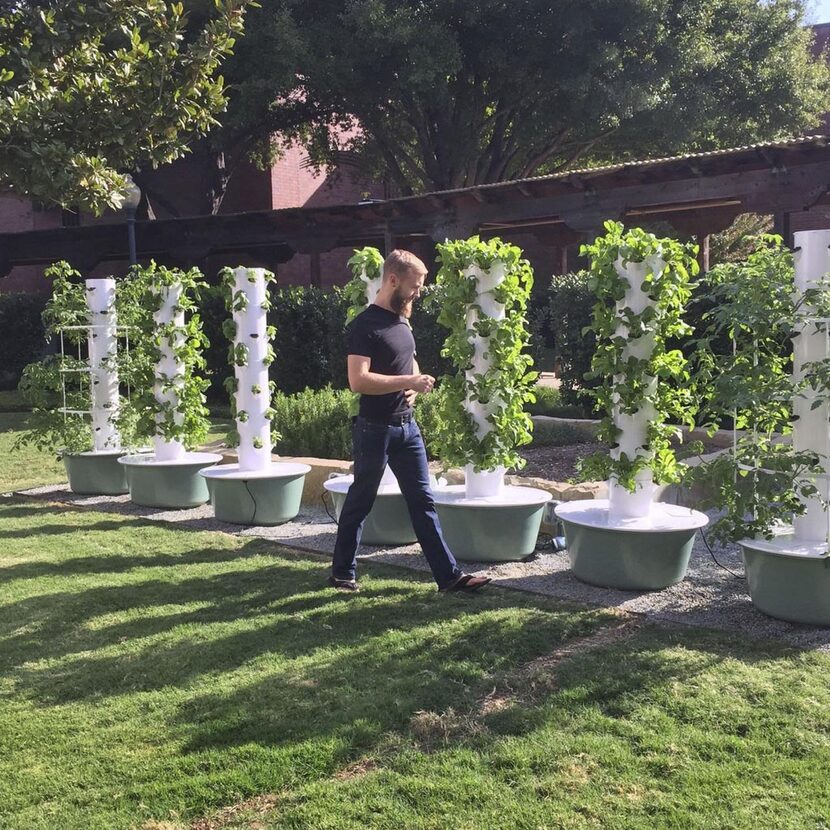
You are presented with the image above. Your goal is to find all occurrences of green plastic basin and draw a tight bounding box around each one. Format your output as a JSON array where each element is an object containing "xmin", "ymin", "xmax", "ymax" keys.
[
  {"xmin": 63, "ymin": 451, "xmax": 129, "ymax": 495},
  {"xmin": 557, "ymin": 499, "xmax": 708, "ymax": 591},
  {"xmin": 741, "ymin": 537, "xmax": 830, "ymax": 626},
  {"xmin": 119, "ymin": 452, "xmax": 221, "ymax": 509},
  {"xmin": 325, "ymin": 481, "xmax": 417, "ymax": 546},
  {"xmin": 432, "ymin": 485, "xmax": 551, "ymax": 562},
  {"xmin": 201, "ymin": 463, "xmax": 310, "ymax": 526}
]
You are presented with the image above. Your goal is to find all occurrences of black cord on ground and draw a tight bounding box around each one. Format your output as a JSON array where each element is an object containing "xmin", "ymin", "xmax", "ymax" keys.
[
  {"xmin": 698, "ymin": 527, "xmax": 742, "ymax": 578},
  {"xmin": 321, "ymin": 491, "xmax": 338, "ymax": 524},
  {"xmin": 244, "ymin": 479, "xmax": 258, "ymax": 525}
]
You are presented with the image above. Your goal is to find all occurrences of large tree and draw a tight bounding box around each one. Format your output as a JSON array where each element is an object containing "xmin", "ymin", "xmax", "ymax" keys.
[
  {"xmin": 232, "ymin": 0, "xmax": 830, "ymax": 195},
  {"xmin": 0, "ymin": 0, "xmax": 251, "ymax": 213}
]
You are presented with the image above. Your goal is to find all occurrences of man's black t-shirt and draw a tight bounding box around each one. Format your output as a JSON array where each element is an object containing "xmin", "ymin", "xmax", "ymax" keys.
[{"xmin": 346, "ymin": 304, "xmax": 415, "ymax": 421}]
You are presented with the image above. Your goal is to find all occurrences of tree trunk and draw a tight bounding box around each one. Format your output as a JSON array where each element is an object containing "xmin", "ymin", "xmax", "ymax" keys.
[{"xmin": 203, "ymin": 149, "xmax": 231, "ymax": 216}]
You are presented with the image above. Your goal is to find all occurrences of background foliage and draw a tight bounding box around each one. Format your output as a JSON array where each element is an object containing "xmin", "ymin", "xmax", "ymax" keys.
[
  {"xmin": 0, "ymin": 293, "xmax": 48, "ymax": 391},
  {"xmin": 0, "ymin": 0, "xmax": 252, "ymax": 213},
  {"xmin": 221, "ymin": 0, "xmax": 830, "ymax": 197}
]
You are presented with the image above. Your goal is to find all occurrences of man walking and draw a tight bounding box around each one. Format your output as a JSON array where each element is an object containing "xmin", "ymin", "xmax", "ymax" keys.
[{"xmin": 330, "ymin": 249, "xmax": 491, "ymax": 594}]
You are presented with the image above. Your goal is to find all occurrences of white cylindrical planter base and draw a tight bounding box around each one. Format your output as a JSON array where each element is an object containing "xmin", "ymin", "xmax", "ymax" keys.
[
  {"xmin": 465, "ymin": 465, "xmax": 505, "ymax": 499},
  {"xmin": 607, "ymin": 477, "xmax": 658, "ymax": 520}
]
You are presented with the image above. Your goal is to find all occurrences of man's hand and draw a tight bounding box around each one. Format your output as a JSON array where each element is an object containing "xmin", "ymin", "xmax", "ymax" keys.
[
  {"xmin": 404, "ymin": 389, "xmax": 418, "ymax": 407},
  {"xmin": 409, "ymin": 374, "xmax": 435, "ymax": 394}
]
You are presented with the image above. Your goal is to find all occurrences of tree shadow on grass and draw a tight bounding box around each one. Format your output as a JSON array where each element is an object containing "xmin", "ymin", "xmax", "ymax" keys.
[
  {"xmin": 0, "ymin": 519, "xmax": 132, "ymax": 540},
  {"xmin": 6, "ymin": 544, "xmax": 592, "ymax": 704},
  {"xmin": 0, "ymin": 499, "xmax": 91, "ymax": 521},
  {"xmin": 0, "ymin": 536, "xmax": 272, "ymax": 583}
]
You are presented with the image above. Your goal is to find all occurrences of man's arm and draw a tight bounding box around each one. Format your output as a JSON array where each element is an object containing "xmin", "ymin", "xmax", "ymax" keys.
[{"xmin": 348, "ymin": 355, "xmax": 433, "ymax": 395}]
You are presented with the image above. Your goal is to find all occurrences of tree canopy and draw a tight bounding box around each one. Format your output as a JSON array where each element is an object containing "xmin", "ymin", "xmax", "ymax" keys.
[
  {"xmin": 230, "ymin": 0, "xmax": 830, "ymax": 195},
  {"xmin": 0, "ymin": 0, "xmax": 251, "ymax": 213}
]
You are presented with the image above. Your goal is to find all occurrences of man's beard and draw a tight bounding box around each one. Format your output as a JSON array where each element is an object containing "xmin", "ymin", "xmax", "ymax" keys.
[{"xmin": 390, "ymin": 289, "xmax": 413, "ymax": 317}]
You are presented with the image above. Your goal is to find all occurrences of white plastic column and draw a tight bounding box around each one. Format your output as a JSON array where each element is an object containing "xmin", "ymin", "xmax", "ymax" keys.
[
  {"xmin": 153, "ymin": 283, "xmax": 185, "ymax": 461},
  {"xmin": 463, "ymin": 262, "xmax": 507, "ymax": 498},
  {"xmin": 359, "ymin": 265, "xmax": 383, "ymax": 307},
  {"xmin": 232, "ymin": 268, "xmax": 272, "ymax": 471},
  {"xmin": 85, "ymin": 278, "xmax": 120, "ymax": 451},
  {"xmin": 607, "ymin": 255, "xmax": 663, "ymax": 519},
  {"xmin": 793, "ymin": 230, "xmax": 830, "ymax": 543}
]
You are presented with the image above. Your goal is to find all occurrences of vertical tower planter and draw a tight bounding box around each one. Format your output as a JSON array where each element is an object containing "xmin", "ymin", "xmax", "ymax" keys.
[
  {"xmin": 557, "ymin": 224, "xmax": 707, "ymax": 589},
  {"xmin": 119, "ymin": 265, "xmax": 220, "ymax": 508},
  {"xmin": 62, "ymin": 277, "xmax": 131, "ymax": 494},
  {"xmin": 324, "ymin": 246, "xmax": 420, "ymax": 544},
  {"xmin": 17, "ymin": 263, "xmax": 135, "ymax": 495},
  {"xmin": 200, "ymin": 267, "xmax": 309, "ymax": 525},
  {"xmin": 428, "ymin": 237, "xmax": 551, "ymax": 562},
  {"xmin": 696, "ymin": 232, "xmax": 830, "ymax": 625}
]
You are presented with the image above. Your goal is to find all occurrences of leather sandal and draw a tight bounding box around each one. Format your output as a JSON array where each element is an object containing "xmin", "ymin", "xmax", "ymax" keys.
[
  {"xmin": 441, "ymin": 573, "xmax": 491, "ymax": 593},
  {"xmin": 328, "ymin": 575, "xmax": 360, "ymax": 592}
]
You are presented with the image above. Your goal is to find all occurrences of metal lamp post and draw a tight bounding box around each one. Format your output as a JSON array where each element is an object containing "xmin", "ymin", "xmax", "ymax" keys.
[{"xmin": 123, "ymin": 174, "xmax": 142, "ymax": 267}]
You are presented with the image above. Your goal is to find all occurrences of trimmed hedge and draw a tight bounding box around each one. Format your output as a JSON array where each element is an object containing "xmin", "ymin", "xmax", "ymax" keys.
[
  {"xmin": 0, "ymin": 292, "xmax": 48, "ymax": 390},
  {"xmin": 271, "ymin": 386, "xmax": 353, "ymax": 460}
]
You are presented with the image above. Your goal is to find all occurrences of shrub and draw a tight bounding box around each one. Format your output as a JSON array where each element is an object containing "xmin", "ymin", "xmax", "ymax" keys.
[
  {"xmin": 410, "ymin": 287, "xmax": 454, "ymax": 377},
  {"xmin": 413, "ymin": 382, "xmax": 448, "ymax": 460},
  {"xmin": 530, "ymin": 419, "xmax": 597, "ymax": 447},
  {"xmin": 0, "ymin": 292, "xmax": 48, "ymax": 390},
  {"xmin": 547, "ymin": 271, "xmax": 596, "ymax": 414},
  {"xmin": 201, "ymin": 284, "xmax": 352, "ymax": 400},
  {"xmin": 270, "ymin": 386, "xmax": 353, "ymax": 460},
  {"xmin": 524, "ymin": 385, "xmax": 561, "ymax": 416},
  {"xmin": 270, "ymin": 286, "xmax": 349, "ymax": 394}
]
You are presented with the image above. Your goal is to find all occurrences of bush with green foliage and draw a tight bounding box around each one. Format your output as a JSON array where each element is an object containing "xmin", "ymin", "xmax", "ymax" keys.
[
  {"xmin": 0, "ymin": 293, "xmax": 48, "ymax": 391},
  {"xmin": 270, "ymin": 286, "xmax": 349, "ymax": 394},
  {"xmin": 685, "ymin": 235, "xmax": 830, "ymax": 543},
  {"xmin": 546, "ymin": 271, "xmax": 597, "ymax": 414},
  {"xmin": 270, "ymin": 386, "xmax": 353, "ymax": 460}
]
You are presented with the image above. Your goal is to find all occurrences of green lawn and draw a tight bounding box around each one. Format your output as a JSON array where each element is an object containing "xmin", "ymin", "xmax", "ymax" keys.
[
  {"xmin": 1, "ymin": 418, "xmax": 830, "ymax": 829},
  {"xmin": 0, "ymin": 412, "xmax": 65, "ymax": 492},
  {"xmin": 0, "ymin": 413, "xmax": 232, "ymax": 494}
]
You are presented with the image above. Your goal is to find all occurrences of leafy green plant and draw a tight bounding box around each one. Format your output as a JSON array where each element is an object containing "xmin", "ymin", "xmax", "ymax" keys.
[
  {"xmin": 433, "ymin": 236, "xmax": 537, "ymax": 472},
  {"xmin": 684, "ymin": 235, "xmax": 830, "ymax": 543},
  {"xmin": 15, "ymin": 263, "xmax": 111, "ymax": 455},
  {"xmin": 344, "ymin": 247, "xmax": 384, "ymax": 323},
  {"xmin": 577, "ymin": 222, "xmax": 699, "ymax": 490},
  {"xmin": 524, "ymin": 386, "xmax": 562, "ymax": 417},
  {"xmin": 546, "ymin": 271, "xmax": 598, "ymax": 413},
  {"xmin": 116, "ymin": 263, "xmax": 211, "ymax": 450}
]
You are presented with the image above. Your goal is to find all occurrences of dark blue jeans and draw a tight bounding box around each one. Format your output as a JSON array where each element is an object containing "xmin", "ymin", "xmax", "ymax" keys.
[{"xmin": 332, "ymin": 416, "xmax": 462, "ymax": 589}]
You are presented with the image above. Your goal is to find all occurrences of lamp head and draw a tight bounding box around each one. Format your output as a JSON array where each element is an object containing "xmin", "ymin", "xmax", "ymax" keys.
[{"xmin": 122, "ymin": 174, "xmax": 142, "ymax": 213}]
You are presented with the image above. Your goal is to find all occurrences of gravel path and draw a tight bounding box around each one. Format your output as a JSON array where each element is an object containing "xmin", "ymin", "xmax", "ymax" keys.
[{"xmin": 10, "ymin": 483, "xmax": 830, "ymax": 652}]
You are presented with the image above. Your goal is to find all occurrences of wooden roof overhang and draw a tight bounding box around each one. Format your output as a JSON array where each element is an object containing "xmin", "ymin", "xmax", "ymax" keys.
[{"xmin": 3, "ymin": 135, "xmax": 830, "ymax": 279}]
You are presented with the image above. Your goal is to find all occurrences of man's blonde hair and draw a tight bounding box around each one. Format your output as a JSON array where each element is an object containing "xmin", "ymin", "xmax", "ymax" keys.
[{"xmin": 383, "ymin": 249, "xmax": 426, "ymax": 281}]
